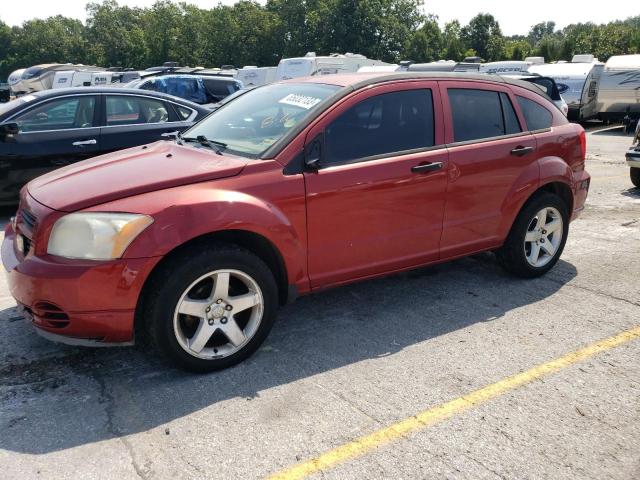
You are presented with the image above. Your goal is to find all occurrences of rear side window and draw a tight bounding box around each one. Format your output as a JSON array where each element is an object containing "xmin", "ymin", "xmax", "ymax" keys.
[
  {"xmin": 324, "ymin": 89, "xmax": 435, "ymax": 165},
  {"xmin": 500, "ymin": 92, "xmax": 521, "ymax": 135},
  {"xmin": 175, "ymin": 105, "xmax": 194, "ymax": 120},
  {"xmin": 516, "ymin": 96, "xmax": 553, "ymax": 131},
  {"xmin": 106, "ymin": 96, "xmax": 169, "ymax": 126},
  {"xmin": 449, "ymin": 89, "xmax": 510, "ymax": 142}
]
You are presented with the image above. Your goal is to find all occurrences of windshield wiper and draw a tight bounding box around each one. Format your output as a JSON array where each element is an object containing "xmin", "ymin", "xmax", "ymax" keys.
[{"xmin": 180, "ymin": 135, "xmax": 227, "ymax": 155}]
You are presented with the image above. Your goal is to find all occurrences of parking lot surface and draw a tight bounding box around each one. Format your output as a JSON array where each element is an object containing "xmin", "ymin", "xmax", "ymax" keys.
[{"xmin": 0, "ymin": 125, "xmax": 639, "ymax": 479}]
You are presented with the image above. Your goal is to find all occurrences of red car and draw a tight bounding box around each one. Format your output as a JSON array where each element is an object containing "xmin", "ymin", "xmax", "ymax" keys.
[{"xmin": 2, "ymin": 73, "xmax": 590, "ymax": 372}]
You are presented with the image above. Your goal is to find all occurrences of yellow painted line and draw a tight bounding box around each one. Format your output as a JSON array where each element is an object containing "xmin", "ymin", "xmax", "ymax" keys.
[{"xmin": 267, "ymin": 325, "xmax": 640, "ymax": 480}]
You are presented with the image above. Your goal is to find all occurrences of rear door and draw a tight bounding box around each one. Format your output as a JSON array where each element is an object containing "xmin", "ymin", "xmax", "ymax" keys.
[
  {"xmin": 439, "ymin": 81, "xmax": 539, "ymax": 259},
  {"xmin": 99, "ymin": 94, "xmax": 192, "ymax": 152},
  {"xmin": 303, "ymin": 81, "xmax": 448, "ymax": 287},
  {"xmin": 1, "ymin": 94, "xmax": 100, "ymax": 199}
]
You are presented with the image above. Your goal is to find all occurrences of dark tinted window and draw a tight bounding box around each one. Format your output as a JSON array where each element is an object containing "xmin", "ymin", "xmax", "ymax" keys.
[
  {"xmin": 449, "ymin": 89, "xmax": 506, "ymax": 142},
  {"xmin": 203, "ymin": 78, "xmax": 241, "ymax": 99},
  {"xmin": 516, "ymin": 96, "xmax": 553, "ymax": 131},
  {"xmin": 324, "ymin": 89, "xmax": 435, "ymax": 165},
  {"xmin": 500, "ymin": 92, "xmax": 521, "ymax": 135}
]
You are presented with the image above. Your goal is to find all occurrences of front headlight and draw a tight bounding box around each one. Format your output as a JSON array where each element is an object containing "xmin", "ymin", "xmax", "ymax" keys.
[{"xmin": 47, "ymin": 213, "xmax": 153, "ymax": 260}]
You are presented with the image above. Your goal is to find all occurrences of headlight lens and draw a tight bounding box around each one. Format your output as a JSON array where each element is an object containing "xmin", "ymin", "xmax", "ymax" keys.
[{"xmin": 47, "ymin": 213, "xmax": 153, "ymax": 260}]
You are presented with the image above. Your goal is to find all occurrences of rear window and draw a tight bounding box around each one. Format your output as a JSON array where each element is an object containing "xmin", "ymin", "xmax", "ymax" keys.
[
  {"xmin": 449, "ymin": 88, "xmax": 520, "ymax": 142},
  {"xmin": 516, "ymin": 96, "xmax": 553, "ymax": 131}
]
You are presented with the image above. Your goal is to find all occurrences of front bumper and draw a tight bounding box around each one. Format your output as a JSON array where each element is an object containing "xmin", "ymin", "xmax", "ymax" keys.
[
  {"xmin": 2, "ymin": 225, "xmax": 161, "ymax": 344},
  {"xmin": 626, "ymin": 148, "xmax": 640, "ymax": 169}
]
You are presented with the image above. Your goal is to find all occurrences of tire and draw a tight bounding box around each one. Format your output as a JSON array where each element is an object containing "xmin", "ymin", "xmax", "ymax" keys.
[
  {"xmin": 496, "ymin": 192, "xmax": 569, "ymax": 278},
  {"xmin": 145, "ymin": 242, "xmax": 278, "ymax": 372},
  {"xmin": 631, "ymin": 168, "xmax": 640, "ymax": 188}
]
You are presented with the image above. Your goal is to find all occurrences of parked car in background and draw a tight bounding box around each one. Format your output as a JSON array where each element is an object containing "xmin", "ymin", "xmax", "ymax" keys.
[
  {"xmin": 0, "ymin": 88, "xmax": 209, "ymax": 204},
  {"xmin": 501, "ymin": 74, "xmax": 569, "ymax": 116},
  {"xmin": 1, "ymin": 72, "xmax": 589, "ymax": 372},
  {"xmin": 129, "ymin": 74, "xmax": 243, "ymax": 105}
]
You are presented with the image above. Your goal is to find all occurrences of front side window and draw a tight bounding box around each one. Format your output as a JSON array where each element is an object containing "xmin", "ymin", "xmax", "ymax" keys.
[
  {"xmin": 13, "ymin": 96, "xmax": 95, "ymax": 132},
  {"xmin": 106, "ymin": 96, "xmax": 169, "ymax": 126},
  {"xmin": 323, "ymin": 89, "xmax": 435, "ymax": 165},
  {"xmin": 516, "ymin": 96, "xmax": 553, "ymax": 131},
  {"xmin": 183, "ymin": 82, "xmax": 340, "ymax": 158},
  {"xmin": 449, "ymin": 88, "xmax": 512, "ymax": 142}
]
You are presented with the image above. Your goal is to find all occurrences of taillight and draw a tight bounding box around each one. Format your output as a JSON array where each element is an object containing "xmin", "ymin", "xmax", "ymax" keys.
[{"xmin": 579, "ymin": 128, "xmax": 586, "ymax": 161}]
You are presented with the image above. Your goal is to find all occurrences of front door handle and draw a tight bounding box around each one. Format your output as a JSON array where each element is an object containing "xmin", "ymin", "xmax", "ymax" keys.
[
  {"xmin": 161, "ymin": 131, "xmax": 180, "ymax": 138},
  {"xmin": 510, "ymin": 146, "xmax": 534, "ymax": 157},
  {"xmin": 72, "ymin": 139, "xmax": 97, "ymax": 146},
  {"xmin": 411, "ymin": 162, "xmax": 443, "ymax": 173}
]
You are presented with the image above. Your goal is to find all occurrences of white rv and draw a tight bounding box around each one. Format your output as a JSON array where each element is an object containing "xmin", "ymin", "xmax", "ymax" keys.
[
  {"xmin": 596, "ymin": 54, "xmax": 640, "ymax": 123},
  {"xmin": 17, "ymin": 64, "xmax": 105, "ymax": 94},
  {"xmin": 7, "ymin": 68, "xmax": 26, "ymax": 96},
  {"xmin": 528, "ymin": 56, "xmax": 604, "ymax": 121},
  {"xmin": 51, "ymin": 70, "xmax": 139, "ymax": 89},
  {"xmin": 478, "ymin": 61, "xmax": 532, "ymax": 75},
  {"xmin": 276, "ymin": 52, "xmax": 391, "ymax": 80},
  {"xmin": 235, "ymin": 66, "xmax": 277, "ymax": 87}
]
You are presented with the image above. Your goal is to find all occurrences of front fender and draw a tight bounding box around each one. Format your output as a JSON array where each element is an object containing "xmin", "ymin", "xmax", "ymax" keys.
[{"xmin": 92, "ymin": 179, "xmax": 308, "ymax": 290}]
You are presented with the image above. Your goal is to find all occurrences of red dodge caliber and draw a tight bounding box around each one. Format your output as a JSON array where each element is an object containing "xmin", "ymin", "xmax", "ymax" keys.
[{"xmin": 2, "ymin": 73, "xmax": 590, "ymax": 371}]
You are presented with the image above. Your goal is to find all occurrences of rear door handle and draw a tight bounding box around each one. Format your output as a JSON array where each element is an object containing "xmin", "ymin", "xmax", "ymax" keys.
[
  {"xmin": 72, "ymin": 139, "xmax": 97, "ymax": 146},
  {"xmin": 510, "ymin": 146, "xmax": 534, "ymax": 156},
  {"xmin": 411, "ymin": 162, "xmax": 443, "ymax": 173}
]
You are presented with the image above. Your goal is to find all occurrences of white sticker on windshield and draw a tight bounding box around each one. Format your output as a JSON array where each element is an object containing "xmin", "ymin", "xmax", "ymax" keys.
[{"xmin": 278, "ymin": 94, "xmax": 322, "ymax": 110}]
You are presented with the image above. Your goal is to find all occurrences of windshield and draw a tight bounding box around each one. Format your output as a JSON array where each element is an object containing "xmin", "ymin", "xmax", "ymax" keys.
[{"xmin": 182, "ymin": 82, "xmax": 340, "ymax": 158}]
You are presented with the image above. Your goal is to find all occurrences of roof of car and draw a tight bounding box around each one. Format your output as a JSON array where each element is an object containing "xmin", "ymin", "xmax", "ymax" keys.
[
  {"xmin": 28, "ymin": 87, "xmax": 208, "ymax": 109},
  {"xmin": 286, "ymin": 71, "xmax": 553, "ymax": 102}
]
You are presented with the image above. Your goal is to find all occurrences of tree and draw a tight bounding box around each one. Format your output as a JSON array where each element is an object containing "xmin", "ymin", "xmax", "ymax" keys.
[
  {"xmin": 442, "ymin": 20, "xmax": 465, "ymax": 61},
  {"xmin": 528, "ymin": 21, "xmax": 556, "ymax": 45},
  {"xmin": 404, "ymin": 15, "xmax": 443, "ymax": 62},
  {"xmin": 461, "ymin": 13, "xmax": 503, "ymax": 60}
]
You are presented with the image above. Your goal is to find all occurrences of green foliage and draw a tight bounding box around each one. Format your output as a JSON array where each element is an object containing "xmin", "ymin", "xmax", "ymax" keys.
[{"xmin": 0, "ymin": 1, "xmax": 638, "ymax": 81}]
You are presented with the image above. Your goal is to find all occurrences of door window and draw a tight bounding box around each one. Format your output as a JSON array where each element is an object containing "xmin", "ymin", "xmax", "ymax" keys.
[
  {"xmin": 13, "ymin": 96, "xmax": 96, "ymax": 132},
  {"xmin": 448, "ymin": 88, "xmax": 518, "ymax": 142},
  {"xmin": 516, "ymin": 96, "xmax": 553, "ymax": 131},
  {"xmin": 324, "ymin": 89, "xmax": 435, "ymax": 166},
  {"xmin": 105, "ymin": 96, "xmax": 169, "ymax": 126}
]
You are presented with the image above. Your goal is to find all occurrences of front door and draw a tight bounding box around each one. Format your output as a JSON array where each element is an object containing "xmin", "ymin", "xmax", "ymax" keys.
[
  {"xmin": 303, "ymin": 82, "xmax": 448, "ymax": 288},
  {"xmin": 0, "ymin": 94, "xmax": 100, "ymax": 201}
]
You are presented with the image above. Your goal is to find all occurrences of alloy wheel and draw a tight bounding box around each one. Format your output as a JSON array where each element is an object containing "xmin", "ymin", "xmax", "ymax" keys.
[{"xmin": 523, "ymin": 207, "xmax": 564, "ymax": 268}]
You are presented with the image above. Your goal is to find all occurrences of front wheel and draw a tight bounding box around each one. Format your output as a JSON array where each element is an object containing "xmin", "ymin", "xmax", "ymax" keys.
[
  {"xmin": 145, "ymin": 244, "xmax": 278, "ymax": 372},
  {"xmin": 631, "ymin": 168, "xmax": 640, "ymax": 188},
  {"xmin": 496, "ymin": 192, "xmax": 569, "ymax": 278}
]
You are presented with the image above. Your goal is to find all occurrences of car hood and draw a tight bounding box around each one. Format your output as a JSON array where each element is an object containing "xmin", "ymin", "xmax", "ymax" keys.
[{"xmin": 28, "ymin": 141, "xmax": 248, "ymax": 212}]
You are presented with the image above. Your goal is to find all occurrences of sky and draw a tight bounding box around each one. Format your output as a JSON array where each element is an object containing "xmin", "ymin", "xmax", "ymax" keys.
[{"xmin": 1, "ymin": 0, "xmax": 637, "ymax": 37}]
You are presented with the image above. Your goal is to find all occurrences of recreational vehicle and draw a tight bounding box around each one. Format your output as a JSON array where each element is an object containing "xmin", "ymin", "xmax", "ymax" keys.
[
  {"xmin": 235, "ymin": 66, "xmax": 277, "ymax": 87},
  {"xmin": 276, "ymin": 52, "xmax": 391, "ymax": 80},
  {"xmin": 528, "ymin": 56, "xmax": 604, "ymax": 121},
  {"xmin": 51, "ymin": 70, "xmax": 141, "ymax": 89},
  {"xmin": 16, "ymin": 64, "xmax": 105, "ymax": 94},
  {"xmin": 596, "ymin": 54, "xmax": 640, "ymax": 127},
  {"xmin": 478, "ymin": 61, "xmax": 532, "ymax": 75},
  {"xmin": 7, "ymin": 68, "xmax": 26, "ymax": 96}
]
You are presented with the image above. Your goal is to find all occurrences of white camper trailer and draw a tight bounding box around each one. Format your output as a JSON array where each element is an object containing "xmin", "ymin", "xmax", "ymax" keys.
[
  {"xmin": 478, "ymin": 61, "xmax": 532, "ymax": 75},
  {"xmin": 596, "ymin": 54, "xmax": 640, "ymax": 124},
  {"xmin": 276, "ymin": 52, "xmax": 391, "ymax": 80},
  {"xmin": 235, "ymin": 67, "xmax": 277, "ymax": 87},
  {"xmin": 7, "ymin": 68, "xmax": 26, "ymax": 96},
  {"xmin": 17, "ymin": 64, "xmax": 105, "ymax": 94},
  {"xmin": 528, "ymin": 57, "xmax": 604, "ymax": 121},
  {"xmin": 51, "ymin": 70, "xmax": 138, "ymax": 89}
]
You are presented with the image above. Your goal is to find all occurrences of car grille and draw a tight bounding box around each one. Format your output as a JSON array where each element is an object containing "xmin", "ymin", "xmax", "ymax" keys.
[{"xmin": 20, "ymin": 209, "xmax": 37, "ymax": 230}]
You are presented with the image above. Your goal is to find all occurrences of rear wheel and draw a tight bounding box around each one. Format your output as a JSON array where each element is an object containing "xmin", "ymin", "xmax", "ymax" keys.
[
  {"xmin": 631, "ymin": 168, "xmax": 640, "ymax": 188},
  {"xmin": 496, "ymin": 192, "xmax": 569, "ymax": 278},
  {"xmin": 145, "ymin": 243, "xmax": 278, "ymax": 372}
]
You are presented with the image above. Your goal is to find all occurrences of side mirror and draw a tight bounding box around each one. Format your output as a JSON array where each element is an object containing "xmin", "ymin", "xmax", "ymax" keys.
[
  {"xmin": 304, "ymin": 134, "xmax": 323, "ymax": 171},
  {"xmin": 0, "ymin": 122, "xmax": 19, "ymax": 142}
]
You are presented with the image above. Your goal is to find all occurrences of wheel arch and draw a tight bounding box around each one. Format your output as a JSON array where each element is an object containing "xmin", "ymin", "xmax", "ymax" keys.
[{"xmin": 134, "ymin": 229, "xmax": 292, "ymax": 341}]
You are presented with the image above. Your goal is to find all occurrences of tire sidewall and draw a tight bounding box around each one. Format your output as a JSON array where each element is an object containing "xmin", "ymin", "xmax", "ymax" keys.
[{"xmin": 149, "ymin": 246, "xmax": 278, "ymax": 372}]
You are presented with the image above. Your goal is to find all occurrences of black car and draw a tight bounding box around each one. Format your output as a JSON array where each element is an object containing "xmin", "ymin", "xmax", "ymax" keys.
[{"xmin": 0, "ymin": 87, "xmax": 210, "ymax": 204}]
